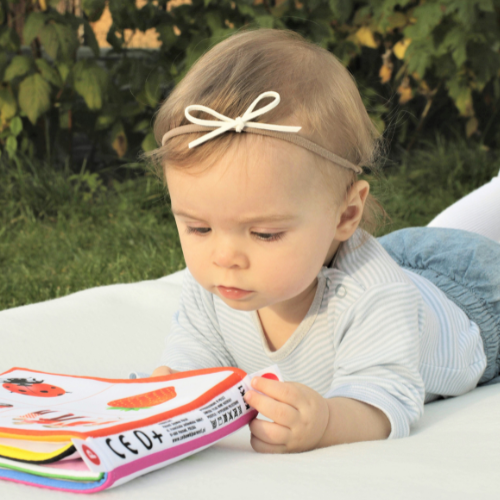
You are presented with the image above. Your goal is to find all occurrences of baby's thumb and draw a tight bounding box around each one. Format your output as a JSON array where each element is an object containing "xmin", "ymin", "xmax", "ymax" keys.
[{"xmin": 152, "ymin": 366, "xmax": 178, "ymax": 377}]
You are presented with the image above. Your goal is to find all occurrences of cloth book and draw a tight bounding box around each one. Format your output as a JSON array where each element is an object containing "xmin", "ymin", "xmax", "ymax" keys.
[{"xmin": 0, "ymin": 365, "xmax": 282, "ymax": 493}]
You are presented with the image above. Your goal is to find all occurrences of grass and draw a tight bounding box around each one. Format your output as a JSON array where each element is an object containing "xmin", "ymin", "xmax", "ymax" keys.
[
  {"xmin": 0, "ymin": 158, "xmax": 185, "ymax": 311},
  {"xmin": 1, "ymin": 135, "xmax": 499, "ymax": 311}
]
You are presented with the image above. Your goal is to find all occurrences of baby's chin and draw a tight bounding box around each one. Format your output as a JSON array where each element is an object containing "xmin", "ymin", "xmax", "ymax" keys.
[{"xmin": 211, "ymin": 291, "xmax": 263, "ymax": 312}]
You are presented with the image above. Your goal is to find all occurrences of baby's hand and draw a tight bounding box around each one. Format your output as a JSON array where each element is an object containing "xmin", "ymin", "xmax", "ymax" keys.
[
  {"xmin": 151, "ymin": 366, "xmax": 179, "ymax": 377},
  {"xmin": 243, "ymin": 377, "xmax": 330, "ymax": 454}
]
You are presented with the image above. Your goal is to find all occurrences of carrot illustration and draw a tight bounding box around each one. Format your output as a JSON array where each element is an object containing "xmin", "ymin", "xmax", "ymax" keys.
[{"xmin": 107, "ymin": 386, "xmax": 177, "ymax": 411}]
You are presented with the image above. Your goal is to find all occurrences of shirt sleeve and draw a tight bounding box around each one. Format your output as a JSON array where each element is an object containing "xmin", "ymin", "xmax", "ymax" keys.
[
  {"xmin": 159, "ymin": 269, "xmax": 238, "ymax": 371},
  {"xmin": 323, "ymin": 283, "xmax": 426, "ymax": 439}
]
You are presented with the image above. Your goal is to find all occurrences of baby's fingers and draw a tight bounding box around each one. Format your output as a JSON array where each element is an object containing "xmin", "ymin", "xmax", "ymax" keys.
[
  {"xmin": 151, "ymin": 366, "xmax": 178, "ymax": 377},
  {"xmin": 249, "ymin": 418, "xmax": 290, "ymax": 449},
  {"xmin": 244, "ymin": 390, "xmax": 297, "ymax": 428}
]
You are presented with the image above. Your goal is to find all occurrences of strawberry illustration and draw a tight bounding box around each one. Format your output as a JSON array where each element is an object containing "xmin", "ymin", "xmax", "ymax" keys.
[
  {"xmin": 2, "ymin": 378, "xmax": 67, "ymax": 398},
  {"xmin": 107, "ymin": 386, "xmax": 176, "ymax": 411}
]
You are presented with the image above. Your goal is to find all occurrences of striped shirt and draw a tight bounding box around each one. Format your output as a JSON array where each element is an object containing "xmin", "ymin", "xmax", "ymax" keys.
[{"xmin": 159, "ymin": 229, "xmax": 487, "ymax": 439}]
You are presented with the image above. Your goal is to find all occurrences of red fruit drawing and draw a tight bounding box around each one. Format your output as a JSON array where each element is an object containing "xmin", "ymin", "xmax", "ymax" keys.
[{"xmin": 1, "ymin": 378, "xmax": 67, "ymax": 398}]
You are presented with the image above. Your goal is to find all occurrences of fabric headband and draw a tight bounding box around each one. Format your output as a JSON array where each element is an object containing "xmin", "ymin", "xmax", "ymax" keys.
[{"xmin": 160, "ymin": 91, "xmax": 363, "ymax": 174}]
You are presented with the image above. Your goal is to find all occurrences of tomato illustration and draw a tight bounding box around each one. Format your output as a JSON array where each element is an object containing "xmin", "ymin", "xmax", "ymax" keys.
[{"xmin": 1, "ymin": 378, "xmax": 66, "ymax": 398}]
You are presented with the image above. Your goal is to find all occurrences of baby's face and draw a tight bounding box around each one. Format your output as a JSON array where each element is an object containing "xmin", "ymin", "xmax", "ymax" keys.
[{"xmin": 165, "ymin": 136, "xmax": 343, "ymax": 313}]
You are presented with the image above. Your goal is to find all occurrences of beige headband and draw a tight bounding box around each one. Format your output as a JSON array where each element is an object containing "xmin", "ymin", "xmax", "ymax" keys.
[{"xmin": 160, "ymin": 91, "xmax": 363, "ymax": 174}]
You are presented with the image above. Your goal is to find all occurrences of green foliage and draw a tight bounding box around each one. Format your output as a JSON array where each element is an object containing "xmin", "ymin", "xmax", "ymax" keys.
[
  {"xmin": 18, "ymin": 73, "xmax": 51, "ymax": 125},
  {"xmin": 0, "ymin": 0, "xmax": 498, "ymax": 170}
]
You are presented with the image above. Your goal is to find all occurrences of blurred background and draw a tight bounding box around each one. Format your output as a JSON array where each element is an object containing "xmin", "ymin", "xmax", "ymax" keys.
[{"xmin": 1, "ymin": 0, "xmax": 499, "ymax": 310}]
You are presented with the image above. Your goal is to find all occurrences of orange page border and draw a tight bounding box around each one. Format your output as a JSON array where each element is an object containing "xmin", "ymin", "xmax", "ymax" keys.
[{"xmin": 0, "ymin": 366, "xmax": 247, "ymax": 440}]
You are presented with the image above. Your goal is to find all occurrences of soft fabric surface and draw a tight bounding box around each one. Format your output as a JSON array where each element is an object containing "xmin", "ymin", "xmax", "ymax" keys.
[{"xmin": 1, "ymin": 269, "xmax": 499, "ymax": 499}]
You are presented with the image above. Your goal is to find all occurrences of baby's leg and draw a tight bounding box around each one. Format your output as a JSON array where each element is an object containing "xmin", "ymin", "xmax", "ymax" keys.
[{"xmin": 427, "ymin": 169, "xmax": 500, "ymax": 242}]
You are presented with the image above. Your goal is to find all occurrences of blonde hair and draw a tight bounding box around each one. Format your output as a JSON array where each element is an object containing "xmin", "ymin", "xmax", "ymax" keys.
[{"xmin": 142, "ymin": 28, "xmax": 387, "ymax": 233}]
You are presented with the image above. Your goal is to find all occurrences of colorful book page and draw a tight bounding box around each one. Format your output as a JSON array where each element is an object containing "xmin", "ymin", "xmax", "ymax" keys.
[
  {"xmin": 0, "ymin": 457, "xmax": 102, "ymax": 482},
  {"xmin": 0, "ymin": 437, "xmax": 76, "ymax": 463},
  {"xmin": 0, "ymin": 467, "xmax": 108, "ymax": 491},
  {"xmin": 0, "ymin": 367, "xmax": 247, "ymax": 440}
]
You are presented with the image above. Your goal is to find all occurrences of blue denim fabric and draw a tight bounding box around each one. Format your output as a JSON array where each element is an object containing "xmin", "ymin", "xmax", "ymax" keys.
[{"xmin": 378, "ymin": 227, "xmax": 500, "ymax": 385}]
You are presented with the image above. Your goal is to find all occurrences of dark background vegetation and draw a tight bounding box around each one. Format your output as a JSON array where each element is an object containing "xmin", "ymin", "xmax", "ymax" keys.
[{"xmin": 1, "ymin": 0, "xmax": 499, "ymax": 310}]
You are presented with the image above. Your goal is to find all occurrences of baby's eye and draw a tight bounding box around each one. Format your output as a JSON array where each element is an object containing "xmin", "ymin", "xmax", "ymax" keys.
[
  {"xmin": 185, "ymin": 227, "xmax": 284, "ymax": 243},
  {"xmin": 254, "ymin": 232, "xmax": 284, "ymax": 242},
  {"xmin": 185, "ymin": 227, "xmax": 210, "ymax": 235}
]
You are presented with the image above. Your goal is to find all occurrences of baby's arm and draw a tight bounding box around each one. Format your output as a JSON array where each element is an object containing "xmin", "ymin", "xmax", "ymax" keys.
[
  {"xmin": 244, "ymin": 377, "xmax": 390, "ymax": 453},
  {"xmin": 246, "ymin": 282, "xmax": 426, "ymax": 452}
]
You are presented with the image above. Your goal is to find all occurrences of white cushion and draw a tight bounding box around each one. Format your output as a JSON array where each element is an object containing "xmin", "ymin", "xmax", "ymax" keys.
[{"xmin": 1, "ymin": 270, "xmax": 499, "ymax": 499}]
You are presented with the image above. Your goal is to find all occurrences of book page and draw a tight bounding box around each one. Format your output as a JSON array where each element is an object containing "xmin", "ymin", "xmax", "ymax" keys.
[{"xmin": 0, "ymin": 367, "xmax": 246, "ymax": 440}]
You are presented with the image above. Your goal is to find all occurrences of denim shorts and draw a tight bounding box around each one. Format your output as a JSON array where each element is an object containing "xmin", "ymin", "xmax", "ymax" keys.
[{"xmin": 378, "ymin": 227, "xmax": 500, "ymax": 386}]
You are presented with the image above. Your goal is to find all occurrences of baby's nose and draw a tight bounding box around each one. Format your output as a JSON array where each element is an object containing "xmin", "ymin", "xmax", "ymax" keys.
[{"xmin": 213, "ymin": 241, "xmax": 247, "ymax": 269}]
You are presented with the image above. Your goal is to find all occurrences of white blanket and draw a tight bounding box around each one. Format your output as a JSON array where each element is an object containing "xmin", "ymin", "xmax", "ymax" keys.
[{"xmin": 1, "ymin": 269, "xmax": 499, "ymax": 499}]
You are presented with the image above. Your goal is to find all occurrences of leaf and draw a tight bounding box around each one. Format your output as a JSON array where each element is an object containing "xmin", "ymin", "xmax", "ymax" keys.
[
  {"xmin": 39, "ymin": 23, "xmax": 59, "ymax": 60},
  {"xmin": 0, "ymin": 27, "xmax": 21, "ymax": 52},
  {"xmin": 35, "ymin": 58, "xmax": 62, "ymax": 87},
  {"xmin": 4, "ymin": 55, "xmax": 32, "ymax": 82},
  {"xmin": 237, "ymin": 4, "xmax": 256, "ymax": 17},
  {"xmin": 355, "ymin": 27, "xmax": 378, "ymax": 48},
  {"xmin": 255, "ymin": 16, "xmax": 274, "ymax": 29},
  {"xmin": 205, "ymin": 11, "xmax": 222, "ymax": 34},
  {"xmin": 18, "ymin": 73, "xmax": 51, "ymax": 125},
  {"xmin": 477, "ymin": 0, "xmax": 494, "ymax": 12},
  {"xmin": 53, "ymin": 23, "xmax": 80, "ymax": 60},
  {"xmin": 369, "ymin": 114, "xmax": 385, "ymax": 133},
  {"xmin": 466, "ymin": 116, "xmax": 478, "ymax": 138},
  {"xmin": 6, "ymin": 135, "xmax": 17, "ymax": 158},
  {"xmin": 133, "ymin": 118, "xmax": 150, "ymax": 133},
  {"xmin": 397, "ymin": 77, "xmax": 413, "ymax": 104},
  {"xmin": 57, "ymin": 62, "xmax": 71, "ymax": 84},
  {"xmin": 83, "ymin": 19, "xmax": 100, "ymax": 58},
  {"xmin": 393, "ymin": 38, "xmax": 411, "ymax": 60},
  {"xmin": 73, "ymin": 60, "xmax": 108, "ymax": 111},
  {"xmin": 328, "ymin": 0, "xmax": 352, "ymax": 23},
  {"xmin": 23, "ymin": 12, "xmax": 46, "ymax": 45},
  {"xmin": 141, "ymin": 131, "xmax": 157, "ymax": 152},
  {"xmin": 0, "ymin": 88, "xmax": 17, "ymax": 124},
  {"xmin": 442, "ymin": 27, "xmax": 466, "ymax": 68},
  {"xmin": 9, "ymin": 116, "xmax": 23, "ymax": 137},
  {"xmin": 59, "ymin": 109, "xmax": 70, "ymax": 129},
  {"xmin": 82, "ymin": 0, "xmax": 107, "ymax": 22},
  {"xmin": 39, "ymin": 22, "xmax": 79, "ymax": 61},
  {"xmin": 405, "ymin": 38, "xmax": 433, "ymax": 78},
  {"xmin": 386, "ymin": 12, "xmax": 407, "ymax": 30},
  {"xmin": 95, "ymin": 113, "xmax": 115, "ymax": 130},
  {"xmin": 403, "ymin": 3, "xmax": 443, "ymax": 39},
  {"xmin": 447, "ymin": 78, "xmax": 474, "ymax": 117},
  {"xmin": 379, "ymin": 63, "xmax": 392, "ymax": 84},
  {"xmin": 156, "ymin": 24, "xmax": 177, "ymax": 50},
  {"xmin": 467, "ymin": 43, "xmax": 500, "ymax": 91},
  {"xmin": 110, "ymin": 120, "xmax": 128, "ymax": 158},
  {"xmin": 120, "ymin": 101, "xmax": 144, "ymax": 118},
  {"xmin": 144, "ymin": 69, "xmax": 163, "ymax": 108}
]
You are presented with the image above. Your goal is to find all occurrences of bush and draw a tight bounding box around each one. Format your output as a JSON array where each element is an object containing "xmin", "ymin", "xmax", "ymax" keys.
[{"xmin": 0, "ymin": 0, "xmax": 498, "ymax": 172}]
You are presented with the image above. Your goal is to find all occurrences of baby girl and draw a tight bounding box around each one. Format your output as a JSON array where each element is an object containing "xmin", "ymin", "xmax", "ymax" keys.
[{"xmin": 138, "ymin": 28, "xmax": 500, "ymax": 454}]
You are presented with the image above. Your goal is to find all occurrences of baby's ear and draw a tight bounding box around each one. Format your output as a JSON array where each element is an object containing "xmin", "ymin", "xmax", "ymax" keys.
[{"xmin": 335, "ymin": 181, "xmax": 370, "ymax": 241}]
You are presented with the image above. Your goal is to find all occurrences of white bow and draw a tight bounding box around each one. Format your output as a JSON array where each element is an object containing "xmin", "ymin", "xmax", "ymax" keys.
[{"xmin": 184, "ymin": 91, "xmax": 301, "ymax": 148}]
